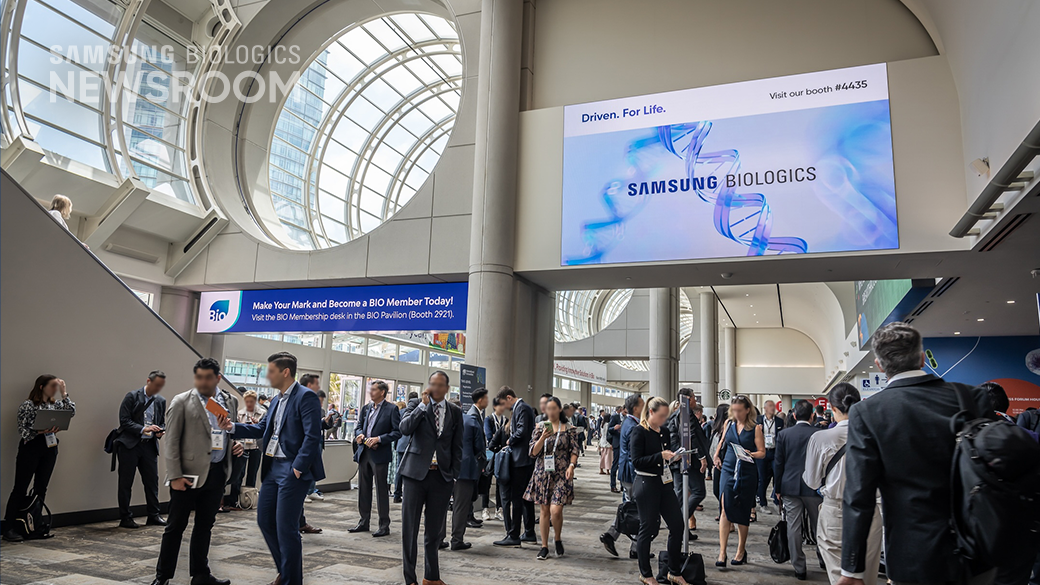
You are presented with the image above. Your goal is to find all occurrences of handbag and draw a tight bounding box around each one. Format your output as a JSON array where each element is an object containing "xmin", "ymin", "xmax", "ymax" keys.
[
  {"xmin": 493, "ymin": 446, "xmax": 511, "ymax": 484},
  {"xmin": 239, "ymin": 487, "xmax": 259, "ymax": 510},
  {"xmin": 655, "ymin": 551, "xmax": 707, "ymax": 584},
  {"xmin": 769, "ymin": 509, "xmax": 791, "ymax": 563}
]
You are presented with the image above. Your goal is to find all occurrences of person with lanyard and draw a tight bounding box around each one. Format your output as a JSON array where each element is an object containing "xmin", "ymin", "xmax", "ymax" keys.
[
  {"xmin": 599, "ymin": 393, "xmax": 644, "ymax": 558},
  {"xmin": 804, "ymin": 383, "xmax": 882, "ymax": 585},
  {"xmin": 630, "ymin": 396, "xmax": 692, "ymax": 585},
  {"xmin": 524, "ymin": 396, "xmax": 581, "ymax": 560},
  {"xmin": 482, "ymin": 396, "xmax": 508, "ymax": 521},
  {"xmin": 3, "ymin": 375, "xmax": 76, "ymax": 542},
  {"xmin": 222, "ymin": 352, "xmax": 324, "ymax": 585},
  {"xmin": 116, "ymin": 370, "xmax": 168, "ymax": 529},
  {"xmin": 756, "ymin": 399, "xmax": 784, "ymax": 517},
  {"xmin": 397, "ymin": 371, "xmax": 463, "ymax": 585},
  {"xmin": 150, "ymin": 358, "xmax": 239, "ymax": 585}
]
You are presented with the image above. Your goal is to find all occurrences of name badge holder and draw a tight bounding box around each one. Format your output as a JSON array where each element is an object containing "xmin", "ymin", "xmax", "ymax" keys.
[
  {"xmin": 765, "ymin": 434, "xmax": 776, "ymax": 449},
  {"xmin": 211, "ymin": 429, "xmax": 225, "ymax": 451},
  {"xmin": 266, "ymin": 434, "xmax": 279, "ymax": 457},
  {"xmin": 543, "ymin": 433, "xmax": 557, "ymax": 473},
  {"xmin": 44, "ymin": 433, "xmax": 58, "ymax": 448},
  {"xmin": 662, "ymin": 464, "xmax": 673, "ymax": 484}
]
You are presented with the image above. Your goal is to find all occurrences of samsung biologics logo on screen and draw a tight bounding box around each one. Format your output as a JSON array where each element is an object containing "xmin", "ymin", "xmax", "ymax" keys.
[{"xmin": 627, "ymin": 166, "xmax": 817, "ymax": 196}]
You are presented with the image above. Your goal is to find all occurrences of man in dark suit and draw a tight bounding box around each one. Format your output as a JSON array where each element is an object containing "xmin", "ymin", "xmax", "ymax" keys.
[
  {"xmin": 493, "ymin": 386, "xmax": 537, "ymax": 547},
  {"xmin": 607, "ymin": 406, "xmax": 623, "ymax": 492},
  {"xmin": 350, "ymin": 380, "xmax": 401, "ymax": 537},
  {"xmin": 224, "ymin": 352, "xmax": 325, "ymax": 585},
  {"xmin": 666, "ymin": 389, "xmax": 710, "ymax": 530},
  {"xmin": 756, "ymin": 399, "xmax": 784, "ymax": 513},
  {"xmin": 398, "ymin": 371, "xmax": 463, "ymax": 585},
  {"xmin": 445, "ymin": 387, "xmax": 488, "ymax": 550},
  {"xmin": 839, "ymin": 323, "xmax": 994, "ymax": 585},
  {"xmin": 117, "ymin": 370, "xmax": 168, "ymax": 529},
  {"xmin": 774, "ymin": 399, "xmax": 822, "ymax": 580}
]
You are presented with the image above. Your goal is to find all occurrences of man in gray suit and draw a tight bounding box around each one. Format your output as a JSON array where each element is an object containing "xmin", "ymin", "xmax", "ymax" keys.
[
  {"xmin": 398, "ymin": 371, "xmax": 463, "ymax": 585},
  {"xmin": 151, "ymin": 358, "xmax": 240, "ymax": 585}
]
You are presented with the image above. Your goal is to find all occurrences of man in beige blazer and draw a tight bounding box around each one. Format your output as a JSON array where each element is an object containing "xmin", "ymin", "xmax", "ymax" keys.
[{"xmin": 150, "ymin": 358, "xmax": 241, "ymax": 585}]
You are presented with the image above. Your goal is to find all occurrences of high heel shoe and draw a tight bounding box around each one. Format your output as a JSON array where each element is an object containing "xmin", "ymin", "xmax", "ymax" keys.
[
  {"xmin": 666, "ymin": 573, "xmax": 690, "ymax": 585},
  {"xmin": 715, "ymin": 555, "xmax": 727, "ymax": 568},
  {"xmin": 731, "ymin": 551, "xmax": 747, "ymax": 566},
  {"xmin": 638, "ymin": 575, "xmax": 656, "ymax": 585}
]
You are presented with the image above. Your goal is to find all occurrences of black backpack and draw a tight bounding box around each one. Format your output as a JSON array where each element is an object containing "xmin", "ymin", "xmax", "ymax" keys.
[
  {"xmin": 16, "ymin": 492, "xmax": 52, "ymax": 540},
  {"xmin": 950, "ymin": 385, "xmax": 1040, "ymax": 567}
]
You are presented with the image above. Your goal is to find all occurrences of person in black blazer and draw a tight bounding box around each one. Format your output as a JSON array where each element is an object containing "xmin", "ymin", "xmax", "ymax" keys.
[
  {"xmin": 665, "ymin": 388, "xmax": 710, "ymax": 532},
  {"xmin": 493, "ymin": 387, "xmax": 538, "ymax": 546},
  {"xmin": 116, "ymin": 371, "xmax": 168, "ymax": 529},
  {"xmin": 839, "ymin": 323, "xmax": 995, "ymax": 585},
  {"xmin": 445, "ymin": 388, "xmax": 488, "ymax": 550},
  {"xmin": 773, "ymin": 399, "xmax": 822, "ymax": 580},
  {"xmin": 398, "ymin": 371, "xmax": 463, "ymax": 585},
  {"xmin": 630, "ymin": 397, "xmax": 692, "ymax": 585},
  {"xmin": 608, "ymin": 407, "xmax": 624, "ymax": 492},
  {"xmin": 756, "ymin": 399, "xmax": 784, "ymax": 512},
  {"xmin": 351, "ymin": 380, "xmax": 402, "ymax": 536}
]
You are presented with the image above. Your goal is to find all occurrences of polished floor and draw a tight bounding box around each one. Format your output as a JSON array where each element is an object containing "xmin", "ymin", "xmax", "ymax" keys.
[{"xmin": 1, "ymin": 452, "xmax": 831, "ymax": 585}]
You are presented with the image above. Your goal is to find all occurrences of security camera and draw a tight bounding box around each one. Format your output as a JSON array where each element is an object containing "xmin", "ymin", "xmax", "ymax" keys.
[{"xmin": 970, "ymin": 157, "xmax": 990, "ymax": 177}]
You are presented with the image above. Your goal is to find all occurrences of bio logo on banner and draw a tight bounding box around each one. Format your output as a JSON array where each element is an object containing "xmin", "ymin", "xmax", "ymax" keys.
[{"xmin": 197, "ymin": 291, "xmax": 242, "ymax": 333}]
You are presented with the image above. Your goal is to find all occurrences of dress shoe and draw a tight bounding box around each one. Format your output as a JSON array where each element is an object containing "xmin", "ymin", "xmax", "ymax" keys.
[
  {"xmin": 795, "ymin": 572, "xmax": 807, "ymax": 581},
  {"xmin": 421, "ymin": 580, "xmax": 448, "ymax": 585},
  {"xmin": 466, "ymin": 519, "xmax": 482, "ymax": 528},
  {"xmin": 347, "ymin": 522, "xmax": 370, "ymax": 533},
  {"xmin": 190, "ymin": 574, "xmax": 231, "ymax": 585},
  {"xmin": 493, "ymin": 536, "xmax": 522, "ymax": 547},
  {"xmin": 450, "ymin": 542, "xmax": 471, "ymax": 551},
  {"xmin": 149, "ymin": 579, "xmax": 168, "ymax": 585},
  {"xmin": 394, "ymin": 495, "xmax": 403, "ymax": 504},
  {"xmin": 146, "ymin": 516, "xmax": 167, "ymax": 527},
  {"xmin": 372, "ymin": 528, "xmax": 390, "ymax": 537},
  {"xmin": 439, "ymin": 541, "xmax": 449, "ymax": 549},
  {"xmin": 119, "ymin": 518, "xmax": 140, "ymax": 529},
  {"xmin": 267, "ymin": 574, "xmax": 281, "ymax": 585},
  {"xmin": 3, "ymin": 529, "xmax": 24, "ymax": 542},
  {"xmin": 599, "ymin": 533, "xmax": 618, "ymax": 556},
  {"xmin": 520, "ymin": 532, "xmax": 538, "ymax": 543},
  {"xmin": 300, "ymin": 524, "xmax": 322, "ymax": 534}
]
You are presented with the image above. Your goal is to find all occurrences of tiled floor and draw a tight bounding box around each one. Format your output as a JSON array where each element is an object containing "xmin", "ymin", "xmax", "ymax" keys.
[{"xmin": 1, "ymin": 452, "xmax": 829, "ymax": 585}]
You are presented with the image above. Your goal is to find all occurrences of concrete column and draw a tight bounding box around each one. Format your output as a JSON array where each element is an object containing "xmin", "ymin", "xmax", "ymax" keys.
[
  {"xmin": 722, "ymin": 326, "xmax": 736, "ymax": 396},
  {"xmin": 699, "ymin": 291, "xmax": 718, "ymax": 410},
  {"xmin": 649, "ymin": 288, "xmax": 679, "ymax": 400},
  {"xmin": 579, "ymin": 381, "xmax": 593, "ymax": 410},
  {"xmin": 780, "ymin": 395, "xmax": 792, "ymax": 412},
  {"xmin": 465, "ymin": 0, "xmax": 524, "ymax": 398}
]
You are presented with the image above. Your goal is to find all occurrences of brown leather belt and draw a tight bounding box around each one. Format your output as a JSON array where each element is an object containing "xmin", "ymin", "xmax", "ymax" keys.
[{"xmin": 429, "ymin": 464, "xmax": 439, "ymax": 470}]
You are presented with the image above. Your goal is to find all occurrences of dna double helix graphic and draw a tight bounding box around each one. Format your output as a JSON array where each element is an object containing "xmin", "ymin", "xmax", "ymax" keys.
[{"xmin": 564, "ymin": 121, "xmax": 808, "ymax": 265}]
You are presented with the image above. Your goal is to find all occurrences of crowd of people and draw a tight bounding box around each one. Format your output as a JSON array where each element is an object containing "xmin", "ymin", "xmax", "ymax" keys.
[{"xmin": 4, "ymin": 322, "xmax": 1039, "ymax": 585}]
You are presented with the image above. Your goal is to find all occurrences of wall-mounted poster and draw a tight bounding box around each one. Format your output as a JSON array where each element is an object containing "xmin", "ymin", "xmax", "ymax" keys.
[{"xmin": 562, "ymin": 63, "xmax": 897, "ymax": 265}]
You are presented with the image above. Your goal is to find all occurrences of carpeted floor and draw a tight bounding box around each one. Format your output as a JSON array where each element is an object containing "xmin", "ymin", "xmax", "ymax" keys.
[{"xmin": 1, "ymin": 451, "xmax": 834, "ymax": 585}]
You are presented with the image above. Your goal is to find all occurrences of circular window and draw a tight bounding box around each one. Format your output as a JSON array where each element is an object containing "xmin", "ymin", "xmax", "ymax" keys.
[{"xmin": 266, "ymin": 13, "xmax": 463, "ymax": 249}]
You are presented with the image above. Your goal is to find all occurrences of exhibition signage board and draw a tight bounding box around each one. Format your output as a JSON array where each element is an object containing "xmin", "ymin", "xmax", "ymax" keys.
[
  {"xmin": 197, "ymin": 283, "xmax": 467, "ymax": 334},
  {"xmin": 458, "ymin": 364, "xmax": 486, "ymax": 412},
  {"xmin": 561, "ymin": 63, "xmax": 898, "ymax": 265}
]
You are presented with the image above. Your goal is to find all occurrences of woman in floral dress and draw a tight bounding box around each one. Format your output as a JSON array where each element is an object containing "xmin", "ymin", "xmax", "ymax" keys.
[{"xmin": 524, "ymin": 396, "xmax": 581, "ymax": 560}]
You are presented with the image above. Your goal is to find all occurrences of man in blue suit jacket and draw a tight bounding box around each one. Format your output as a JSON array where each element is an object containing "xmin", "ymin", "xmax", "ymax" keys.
[
  {"xmin": 444, "ymin": 388, "xmax": 488, "ymax": 550},
  {"xmin": 350, "ymin": 380, "xmax": 401, "ymax": 536},
  {"xmin": 600, "ymin": 394, "xmax": 643, "ymax": 558},
  {"xmin": 223, "ymin": 353, "xmax": 324, "ymax": 585}
]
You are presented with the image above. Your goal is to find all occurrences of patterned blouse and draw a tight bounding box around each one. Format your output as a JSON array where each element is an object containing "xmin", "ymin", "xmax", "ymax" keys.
[
  {"xmin": 16, "ymin": 396, "xmax": 76, "ymax": 443},
  {"xmin": 528, "ymin": 425, "xmax": 581, "ymax": 477}
]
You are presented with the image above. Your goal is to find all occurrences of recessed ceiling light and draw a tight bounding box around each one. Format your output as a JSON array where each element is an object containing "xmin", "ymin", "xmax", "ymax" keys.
[
  {"xmin": 954, "ymin": 331, "xmax": 961, "ymax": 335},
  {"xmin": 1006, "ymin": 300, "xmax": 1015, "ymax": 304},
  {"xmin": 977, "ymin": 318, "xmax": 985, "ymax": 322},
  {"xmin": 750, "ymin": 304, "xmax": 753, "ymax": 307},
  {"xmin": 746, "ymin": 294, "xmax": 749, "ymax": 297}
]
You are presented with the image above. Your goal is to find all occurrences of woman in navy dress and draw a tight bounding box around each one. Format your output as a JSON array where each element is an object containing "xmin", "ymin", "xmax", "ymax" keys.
[{"xmin": 712, "ymin": 395, "xmax": 765, "ymax": 567}]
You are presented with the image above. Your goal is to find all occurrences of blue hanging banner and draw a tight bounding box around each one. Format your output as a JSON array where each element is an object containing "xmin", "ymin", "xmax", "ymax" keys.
[{"xmin": 196, "ymin": 282, "xmax": 467, "ymax": 334}]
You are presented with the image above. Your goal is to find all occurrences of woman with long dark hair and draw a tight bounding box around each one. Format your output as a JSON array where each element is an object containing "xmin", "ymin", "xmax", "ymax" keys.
[
  {"xmin": 524, "ymin": 396, "xmax": 581, "ymax": 560},
  {"xmin": 712, "ymin": 395, "xmax": 765, "ymax": 568},
  {"xmin": 709, "ymin": 403, "xmax": 730, "ymax": 516},
  {"xmin": 803, "ymin": 383, "xmax": 882, "ymax": 584},
  {"xmin": 3, "ymin": 375, "xmax": 76, "ymax": 541},
  {"xmin": 630, "ymin": 396, "xmax": 692, "ymax": 585}
]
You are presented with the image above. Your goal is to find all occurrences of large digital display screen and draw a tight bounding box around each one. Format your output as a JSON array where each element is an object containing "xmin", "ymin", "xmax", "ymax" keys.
[
  {"xmin": 561, "ymin": 63, "xmax": 897, "ymax": 265},
  {"xmin": 196, "ymin": 283, "xmax": 467, "ymax": 334},
  {"xmin": 855, "ymin": 279, "xmax": 912, "ymax": 348}
]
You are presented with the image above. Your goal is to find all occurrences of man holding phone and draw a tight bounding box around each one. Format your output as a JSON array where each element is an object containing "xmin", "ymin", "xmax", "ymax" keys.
[
  {"xmin": 150, "ymin": 358, "xmax": 241, "ymax": 585},
  {"xmin": 116, "ymin": 370, "xmax": 168, "ymax": 529}
]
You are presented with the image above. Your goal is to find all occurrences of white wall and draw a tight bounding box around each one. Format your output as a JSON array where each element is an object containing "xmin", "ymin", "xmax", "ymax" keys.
[{"xmin": 735, "ymin": 328, "xmax": 827, "ymax": 396}]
